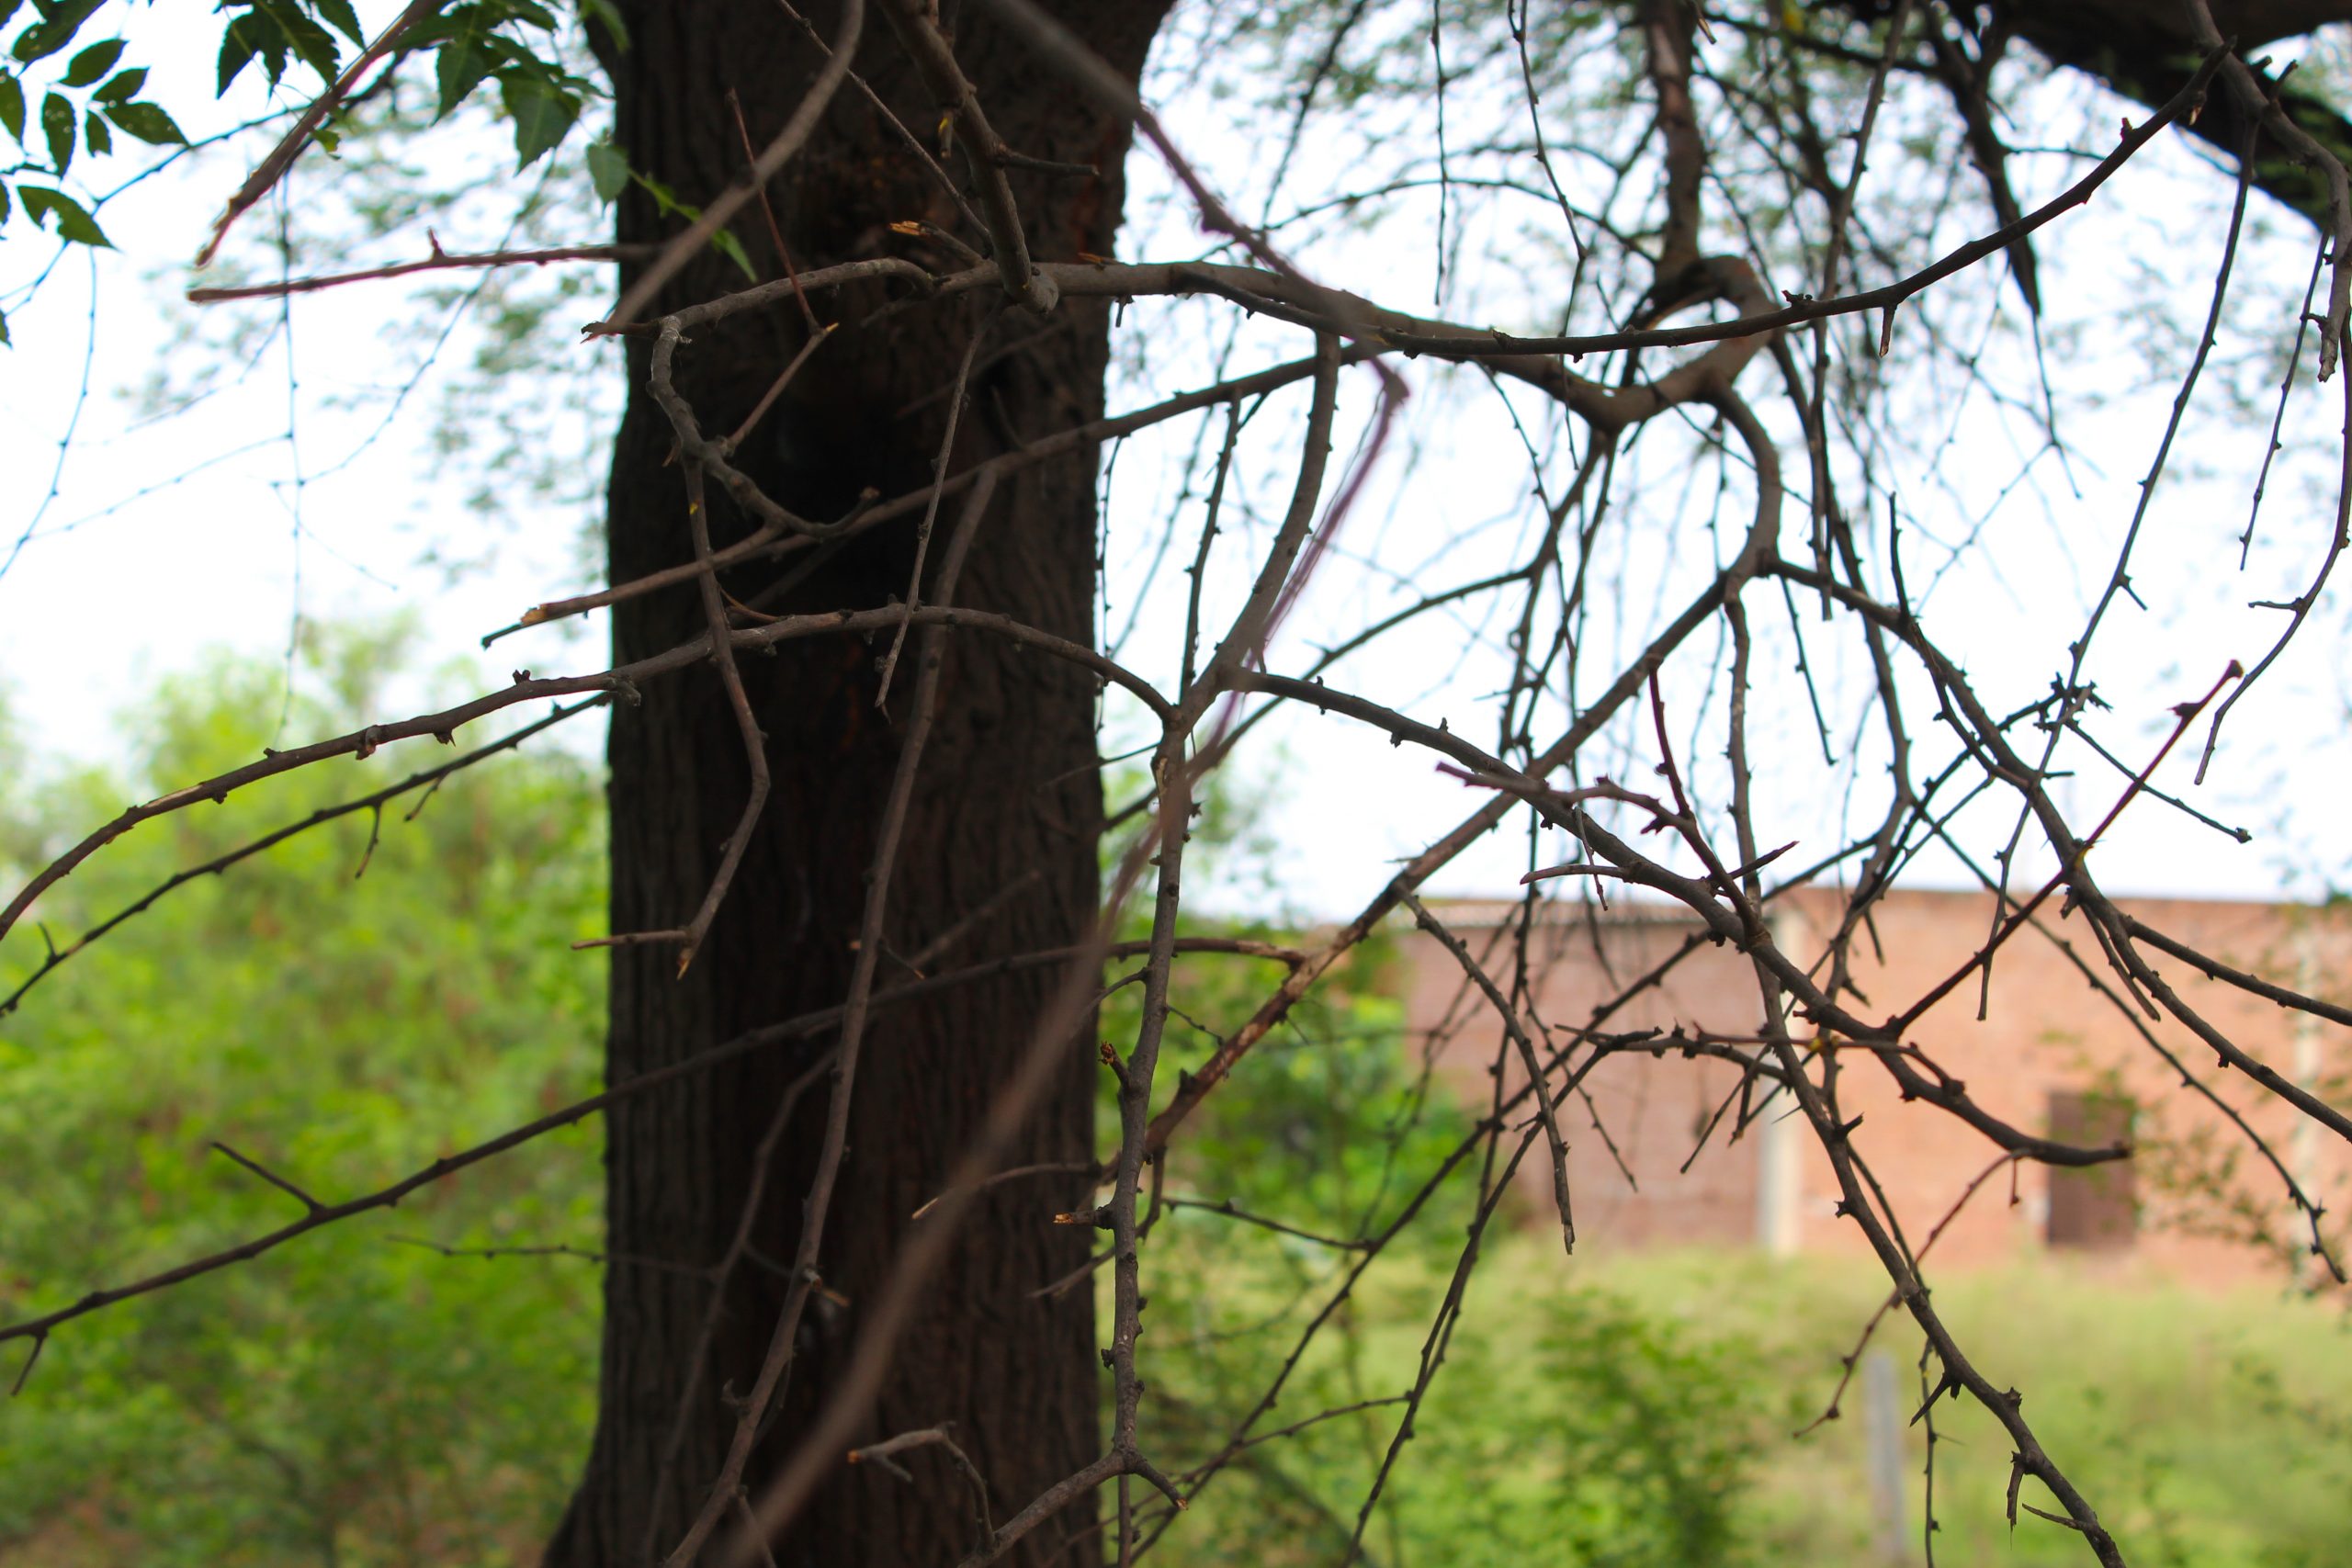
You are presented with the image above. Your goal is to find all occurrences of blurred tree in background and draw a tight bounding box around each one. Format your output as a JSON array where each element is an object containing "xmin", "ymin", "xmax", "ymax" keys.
[{"xmin": 0, "ymin": 629, "xmax": 605, "ymax": 1565}]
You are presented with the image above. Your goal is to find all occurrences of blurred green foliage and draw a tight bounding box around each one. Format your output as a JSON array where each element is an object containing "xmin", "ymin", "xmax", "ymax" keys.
[
  {"xmin": 0, "ymin": 625, "xmax": 605, "ymax": 1565},
  {"xmin": 5, "ymin": 642, "xmax": 2348, "ymax": 1566},
  {"xmin": 0, "ymin": 0, "xmax": 609, "ymax": 347},
  {"xmin": 1102, "ymin": 796, "xmax": 1755, "ymax": 1567},
  {"xmin": 1604, "ymin": 1249, "xmax": 2352, "ymax": 1568}
]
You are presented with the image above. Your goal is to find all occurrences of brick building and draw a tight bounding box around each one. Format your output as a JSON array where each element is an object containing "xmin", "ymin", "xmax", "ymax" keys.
[{"xmin": 1394, "ymin": 889, "xmax": 2352, "ymax": 1283}]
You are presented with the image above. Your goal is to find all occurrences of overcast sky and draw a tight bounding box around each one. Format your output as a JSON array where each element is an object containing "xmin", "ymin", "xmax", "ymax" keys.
[{"xmin": 5, "ymin": 3, "xmax": 2349, "ymax": 921}]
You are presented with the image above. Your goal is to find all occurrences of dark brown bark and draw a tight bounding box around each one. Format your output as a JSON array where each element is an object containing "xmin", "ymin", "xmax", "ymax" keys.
[
  {"xmin": 545, "ymin": 6, "xmax": 1170, "ymax": 1564},
  {"xmin": 1917, "ymin": 3, "xmax": 2352, "ymax": 228},
  {"xmin": 1991, "ymin": 0, "xmax": 2352, "ymax": 225}
]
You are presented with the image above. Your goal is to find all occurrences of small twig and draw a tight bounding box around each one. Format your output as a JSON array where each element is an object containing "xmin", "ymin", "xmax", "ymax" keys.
[
  {"xmin": 210, "ymin": 1141, "xmax": 324, "ymax": 1214},
  {"xmin": 1890, "ymin": 660, "xmax": 2243, "ymax": 1034},
  {"xmin": 875, "ymin": 0, "xmax": 1053, "ymax": 310},
  {"xmin": 725, "ymin": 86, "xmax": 820, "ymax": 332},
  {"xmin": 723, "ymin": 323, "xmax": 839, "ymax": 455},
  {"xmin": 910, "ymin": 1161, "xmax": 1097, "ymax": 1222},
  {"xmin": 1404, "ymin": 893, "xmax": 1576, "ymax": 1255},
  {"xmin": 187, "ymin": 244, "xmax": 652, "ymax": 304},
  {"xmin": 876, "ymin": 316, "xmax": 991, "ymax": 707},
  {"xmin": 386, "ymin": 1235, "xmax": 709, "ymax": 1279},
  {"xmin": 602, "ymin": 0, "xmax": 866, "ymax": 327},
  {"xmin": 0, "ymin": 698, "xmax": 602, "ymax": 1019},
  {"xmin": 1159, "ymin": 1195, "xmax": 1371, "ymax": 1251},
  {"xmin": 848, "ymin": 1426, "xmax": 998, "ymax": 1551},
  {"xmin": 197, "ymin": 0, "xmax": 440, "ymax": 267}
]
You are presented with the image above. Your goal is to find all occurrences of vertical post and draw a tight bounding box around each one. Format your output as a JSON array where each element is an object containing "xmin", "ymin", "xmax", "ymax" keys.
[
  {"xmin": 1756, "ymin": 910, "xmax": 1804, "ymax": 1254},
  {"xmin": 1862, "ymin": 1350, "xmax": 1909, "ymax": 1563},
  {"xmin": 2293, "ymin": 927, "xmax": 2323, "ymax": 1287},
  {"xmin": 1756, "ymin": 1096, "xmax": 1801, "ymax": 1253}
]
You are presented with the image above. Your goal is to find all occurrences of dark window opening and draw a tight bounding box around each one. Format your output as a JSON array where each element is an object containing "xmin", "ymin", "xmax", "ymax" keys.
[{"xmin": 2047, "ymin": 1089, "xmax": 2136, "ymax": 1250}]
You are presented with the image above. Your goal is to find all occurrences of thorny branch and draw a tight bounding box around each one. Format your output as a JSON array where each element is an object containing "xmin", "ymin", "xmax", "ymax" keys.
[{"xmin": 10, "ymin": 5, "xmax": 2352, "ymax": 1567}]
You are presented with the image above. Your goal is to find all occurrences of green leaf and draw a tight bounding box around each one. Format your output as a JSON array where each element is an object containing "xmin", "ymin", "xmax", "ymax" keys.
[
  {"xmin": 94, "ymin": 65, "xmax": 144, "ymax": 103},
  {"xmin": 503, "ymin": 0, "xmax": 559, "ymax": 30},
  {"xmin": 11, "ymin": 0, "xmax": 105, "ymax": 63},
  {"xmin": 40, "ymin": 89, "xmax": 70, "ymax": 175},
  {"xmin": 632, "ymin": 170, "xmax": 687, "ymax": 219},
  {"xmin": 17, "ymin": 183, "xmax": 109, "ymax": 245},
  {"xmin": 259, "ymin": 0, "xmax": 340, "ymax": 83},
  {"xmin": 103, "ymin": 100, "xmax": 185, "ymax": 146},
  {"xmin": 630, "ymin": 168, "xmax": 752, "ymax": 276},
  {"xmin": 0, "ymin": 73, "xmax": 22, "ymax": 141},
  {"xmin": 217, "ymin": 13, "xmax": 279, "ymax": 93},
  {"xmin": 433, "ymin": 13, "xmax": 493, "ymax": 121},
  {"xmin": 81, "ymin": 104, "xmax": 106, "ymax": 152},
  {"xmin": 576, "ymin": 0, "xmax": 628, "ymax": 51},
  {"xmin": 312, "ymin": 0, "xmax": 366, "ymax": 46},
  {"xmin": 0, "ymin": 1, "xmax": 21, "ymax": 36},
  {"xmin": 0, "ymin": 179, "xmax": 10, "ymax": 225},
  {"xmin": 709, "ymin": 227, "xmax": 755, "ymax": 283},
  {"xmin": 584, "ymin": 137, "xmax": 628, "ymax": 203},
  {"xmin": 498, "ymin": 69, "xmax": 575, "ymax": 167},
  {"xmin": 59, "ymin": 36, "xmax": 120, "ymax": 86},
  {"xmin": 0, "ymin": 302, "xmax": 10, "ymax": 347}
]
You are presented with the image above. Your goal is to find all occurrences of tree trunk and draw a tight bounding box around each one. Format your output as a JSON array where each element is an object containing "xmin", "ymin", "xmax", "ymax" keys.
[{"xmin": 546, "ymin": 5, "xmax": 1170, "ymax": 1563}]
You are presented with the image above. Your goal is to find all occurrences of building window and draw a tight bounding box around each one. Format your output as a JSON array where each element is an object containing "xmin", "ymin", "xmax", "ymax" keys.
[{"xmin": 2046, "ymin": 1089, "xmax": 2136, "ymax": 1251}]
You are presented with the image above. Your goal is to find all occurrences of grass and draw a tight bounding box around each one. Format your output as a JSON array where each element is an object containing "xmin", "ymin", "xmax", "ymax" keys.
[{"xmin": 1148, "ymin": 1231, "xmax": 2352, "ymax": 1567}]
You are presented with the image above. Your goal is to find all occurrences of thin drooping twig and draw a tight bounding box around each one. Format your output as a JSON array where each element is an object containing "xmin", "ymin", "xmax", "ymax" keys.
[
  {"xmin": 603, "ymin": 0, "xmax": 865, "ymax": 327},
  {"xmin": 660, "ymin": 469, "xmax": 1001, "ymax": 1567},
  {"xmin": 0, "ymin": 933, "xmax": 1311, "ymax": 1375},
  {"xmin": 1404, "ymin": 893, "xmax": 1576, "ymax": 1256},
  {"xmin": 2178, "ymin": 0, "xmax": 2352, "ymax": 379},
  {"xmin": 1341, "ymin": 1129, "xmax": 1535, "ymax": 1560},
  {"xmin": 187, "ymin": 243, "xmax": 655, "ymax": 303},
  {"xmin": 1799, "ymin": 0, "xmax": 1914, "ymax": 588},
  {"xmin": 729, "ymin": 782, "xmax": 1190, "ymax": 1566},
  {"xmin": 721, "ymin": 322, "xmax": 839, "ymax": 455},
  {"xmin": 580, "ymin": 448, "xmax": 770, "ymax": 973},
  {"xmin": 2195, "ymin": 365, "xmax": 2352, "ymax": 781},
  {"xmin": 196, "ymin": 0, "xmax": 441, "ymax": 267},
  {"xmin": 1154, "ymin": 1195, "xmax": 1368, "ymax": 1252},
  {"xmin": 1797, "ymin": 1150, "xmax": 2023, "ymax": 1438},
  {"xmin": 847, "ymin": 1427, "xmax": 997, "ymax": 1552},
  {"xmin": 0, "ymin": 697, "xmax": 602, "ymax": 1019},
  {"xmin": 876, "ymin": 313, "xmax": 990, "ymax": 707},
  {"xmin": 209, "ymin": 1141, "xmax": 324, "ymax": 1214},
  {"xmin": 874, "ymin": 0, "xmax": 1054, "ymax": 310},
  {"xmin": 1, "ymin": 600, "xmax": 1168, "ymax": 954},
  {"xmin": 724, "ymin": 86, "xmax": 820, "ymax": 333}
]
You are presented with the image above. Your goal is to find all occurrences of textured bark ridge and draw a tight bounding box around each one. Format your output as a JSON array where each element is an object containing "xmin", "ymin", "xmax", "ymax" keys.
[{"xmin": 546, "ymin": 5, "xmax": 1171, "ymax": 1563}]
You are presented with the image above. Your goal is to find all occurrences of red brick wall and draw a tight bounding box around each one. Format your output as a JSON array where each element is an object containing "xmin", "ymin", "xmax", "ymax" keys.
[{"xmin": 1395, "ymin": 890, "xmax": 2352, "ymax": 1284}]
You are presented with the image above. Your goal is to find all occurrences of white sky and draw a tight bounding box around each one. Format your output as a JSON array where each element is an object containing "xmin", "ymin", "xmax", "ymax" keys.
[{"xmin": 4, "ymin": 3, "xmax": 2349, "ymax": 923}]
